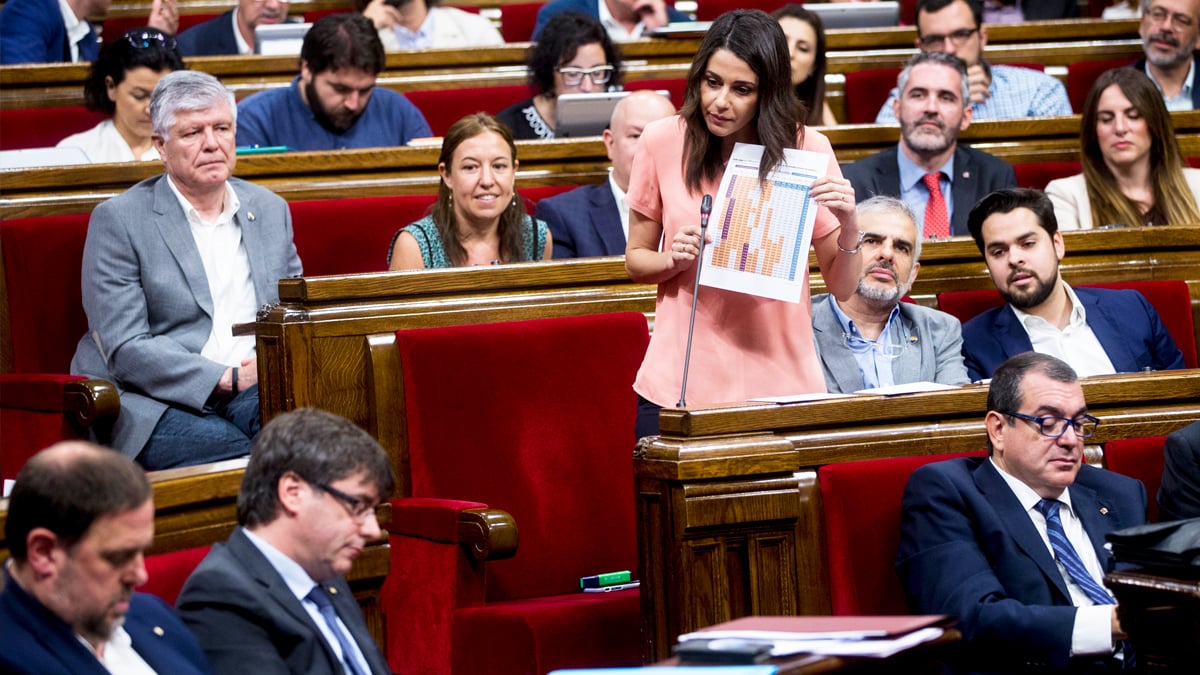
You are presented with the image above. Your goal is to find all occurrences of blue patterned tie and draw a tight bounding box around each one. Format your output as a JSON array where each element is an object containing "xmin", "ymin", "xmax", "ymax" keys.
[
  {"xmin": 307, "ymin": 585, "xmax": 369, "ymax": 675},
  {"xmin": 1034, "ymin": 499, "xmax": 1116, "ymax": 606}
]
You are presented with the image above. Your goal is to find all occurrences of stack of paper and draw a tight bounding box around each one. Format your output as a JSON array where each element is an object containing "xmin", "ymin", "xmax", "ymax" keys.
[{"xmin": 676, "ymin": 615, "xmax": 951, "ymax": 659}]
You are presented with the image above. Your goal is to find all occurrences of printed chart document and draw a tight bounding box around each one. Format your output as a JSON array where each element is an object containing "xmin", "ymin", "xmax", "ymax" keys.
[{"xmin": 699, "ymin": 143, "xmax": 827, "ymax": 303}]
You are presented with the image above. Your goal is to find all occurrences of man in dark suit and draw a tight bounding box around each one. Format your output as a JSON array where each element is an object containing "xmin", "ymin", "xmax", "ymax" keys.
[
  {"xmin": 177, "ymin": 408, "xmax": 396, "ymax": 675},
  {"xmin": 961, "ymin": 188, "xmax": 1184, "ymax": 381},
  {"xmin": 1134, "ymin": 0, "xmax": 1200, "ymax": 111},
  {"xmin": 899, "ymin": 352, "xmax": 1146, "ymax": 674},
  {"xmin": 177, "ymin": 0, "xmax": 290, "ymax": 56},
  {"xmin": 70, "ymin": 70, "xmax": 302, "ymax": 470},
  {"xmin": 0, "ymin": 0, "xmax": 176, "ymax": 64},
  {"xmin": 1159, "ymin": 420, "xmax": 1200, "ymax": 521},
  {"xmin": 844, "ymin": 51, "xmax": 1016, "ymax": 239},
  {"xmin": 978, "ymin": 0, "xmax": 1078, "ymax": 22},
  {"xmin": 535, "ymin": 90, "xmax": 674, "ymax": 258},
  {"xmin": 0, "ymin": 442, "xmax": 211, "ymax": 675}
]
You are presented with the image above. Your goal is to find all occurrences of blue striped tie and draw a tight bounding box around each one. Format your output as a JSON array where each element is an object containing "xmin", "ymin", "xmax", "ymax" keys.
[
  {"xmin": 307, "ymin": 585, "xmax": 369, "ymax": 675},
  {"xmin": 1035, "ymin": 499, "xmax": 1116, "ymax": 606}
]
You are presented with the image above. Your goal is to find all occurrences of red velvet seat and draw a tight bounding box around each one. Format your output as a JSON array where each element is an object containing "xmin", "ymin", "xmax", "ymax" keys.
[
  {"xmin": 379, "ymin": 313, "xmax": 649, "ymax": 675},
  {"xmin": 936, "ymin": 280, "xmax": 1197, "ymax": 369},
  {"xmin": 843, "ymin": 68, "xmax": 902, "ymax": 124},
  {"xmin": 500, "ymin": 2, "xmax": 545, "ymax": 42},
  {"xmin": 101, "ymin": 13, "xmax": 218, "ymax": 41},
  {"xmin": 1013, "ymin": 161, "xmax": 1082, "ymax": 190},
  {"xmin": 695, "ymin": 0, "xmax": 777, "ymax": 21},
  {"xmin": 406, "ymin": 85, "xmax": 531, "ymax": 136},
  {"xmin": 0, "ymin": 106, "xmax": 107, "ymax": 151},
  {"xmin": 140, "ymin": 545, "xmax": 212, "ymax": 606},
  {"xmin": 1104, "ymin": 436, "xmax": 1167, "ymax": 523},
  {"xmin": 625, "ymin": 78, "xmax": 687, "ymax": 108},
  {"xmin": 1067, "ymin": 58, "xmax": 1133, "ymax": 113},
  {"xmin": 819, "ymin": 451, "xmax": 986, "ymax": 615}
]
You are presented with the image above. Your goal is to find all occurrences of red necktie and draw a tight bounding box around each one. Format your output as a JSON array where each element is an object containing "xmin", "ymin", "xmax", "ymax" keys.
[{"xmin": 922, "ymin": 172, "xmax": 950, "ymax": 239}]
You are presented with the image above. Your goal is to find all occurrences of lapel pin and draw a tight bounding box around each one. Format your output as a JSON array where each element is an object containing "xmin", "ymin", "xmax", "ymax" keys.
[
  {"xmin": 962, "ymin": 171, "xmax": 970, "ymax": 179},
  {"xmin": 1100, "ymin": 507, "xmax": 1109, "ymax": 515},
  {"xmin": 153, "ymin": 626, "xmax": 165, "ymax": 636},
  {"xmin": 247, "ymin": 212, "xmax": 256, "ymax": 221},
  {"xmin": 328, "ymin": 586, "xmax": 338, "ymax": 595}
]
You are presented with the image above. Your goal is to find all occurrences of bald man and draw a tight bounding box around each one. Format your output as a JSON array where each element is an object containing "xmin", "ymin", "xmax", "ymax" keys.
[{"xmin": 535, "ymin": 90, "xmax": 675, "ymax": 258}]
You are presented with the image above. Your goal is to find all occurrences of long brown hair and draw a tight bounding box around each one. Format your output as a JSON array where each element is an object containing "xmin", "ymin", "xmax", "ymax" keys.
[
  {"xmin": 770, "ymin": 4, "xmax": 826, "ymax": 126},
  {"xmin": 431, "ymin": 113, "xmax": 530, "ymax": 265},
  {"xmin": 1081, "ymin": 68, "xmax": 1200, "ymax": 227},
  {"xmin": 679, "ymin": 9, "xmax": 802, "ymax": 194}
]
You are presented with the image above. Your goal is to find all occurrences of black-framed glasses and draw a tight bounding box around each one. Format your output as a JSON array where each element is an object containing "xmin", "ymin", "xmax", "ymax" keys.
[
  {"xmin": 313, "ymin": 481, "xmax": 378, "ymax": 520},
  {"xmin": 556, "ymin": 65, "xmax": 614, "ymax": 86},
  {"xmin": 917, "ymin": 27, "xmax": 979, "ymax": 49},
  {"xmin": 1002, "ymin": 411, "xmax": 1100, "ymax": 439},
  {"xmin": 124, "ymin": 30, "xmax": 177, "ymax": 51}
]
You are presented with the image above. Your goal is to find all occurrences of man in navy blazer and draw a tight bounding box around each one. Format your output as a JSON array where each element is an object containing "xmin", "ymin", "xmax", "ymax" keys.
[
  {"xmin": 1, "ymin": 442, "xmax": 210, "ymax": 675},
  {"xmin": 0, "ymin": 0, "xmax": 177, "ymax": 64},
  {"xmin": 845, "ymin": 51, "xmax": 1016, "ymax": 238},
  {"xmin": 176, "ymin": 0, "xmax": 290, "ymax": 57},
  {"xmin": 533, "ymin": 0, "xmax": 690, "ymax": 41},
  {"xmin": 1134, "ymin": 0, "xmax": 1200, "ymax": 111},
  {"xmin": 961, "ymin": 189, "xmax": 1184, "ymax": 382},
  {"xmin": 177, "ymin": 409, "xmax": 396, "ymax": 675},
  {"xmin": 899, "ymin": 353, "xmax": 1147, "ymax": 674},
  {"xmin": 535, "ymin": 90, "xmax": 674, "ymax": 258}
]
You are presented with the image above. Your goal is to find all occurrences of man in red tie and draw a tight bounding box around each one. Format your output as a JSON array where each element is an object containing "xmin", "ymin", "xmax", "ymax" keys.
[{"xmin": 844, "ymin": 51, "xmax": 1016, "ymax": 238}]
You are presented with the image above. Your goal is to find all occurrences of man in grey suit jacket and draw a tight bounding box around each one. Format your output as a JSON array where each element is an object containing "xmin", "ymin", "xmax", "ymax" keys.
[
  {"xmin": 844, "ymin": 50, "xmax": 1016, "ymax": 238},
  {"xmin": 177, "ymin": 408, "xmax": 396, "ymax": 675},
  {"xmin": 812, "ymin": 196, "xmax": 969, "ymax": 393},
  {"xmin": 535, "ymin": 90, "xmax": 674, "ymax": 258},
  {"xmin": 70, "ymin": 70, "xmax": 302, "ymax": 470}
]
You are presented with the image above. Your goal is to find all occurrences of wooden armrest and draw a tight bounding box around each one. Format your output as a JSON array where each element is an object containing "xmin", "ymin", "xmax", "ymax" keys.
[
  {"xmin": 64, "ymin": 378, "xmax": 119, "ymax": 429},
  {"xmin": 387, "ymin": 497, "xmax": 518, "ymax": 562}
]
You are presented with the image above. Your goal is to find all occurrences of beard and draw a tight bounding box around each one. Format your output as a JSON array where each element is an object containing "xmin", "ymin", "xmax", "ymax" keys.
[
  {"xmin": 900, "ymin": 113, "xmax": 956, "ymax": 158},
  {"xmin": 305, "ymin": 80, "xmax": 364, "ymax": 134},
  {"xmin": 999, "ymin": 267, "xmax": 1058, "ymax": 310},
  {"xmin": 1144, "ymin": 31, "xmax": 1194, "ymax": 69},
  {"xmin": 856, "ymin": 261, "xmax": 913, "ymax": 308}
]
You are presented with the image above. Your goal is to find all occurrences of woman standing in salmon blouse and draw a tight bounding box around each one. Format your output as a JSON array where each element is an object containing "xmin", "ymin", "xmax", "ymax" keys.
[{"xmin": 625, "ymin": 9, "xmax": 864, "ymax": 439}]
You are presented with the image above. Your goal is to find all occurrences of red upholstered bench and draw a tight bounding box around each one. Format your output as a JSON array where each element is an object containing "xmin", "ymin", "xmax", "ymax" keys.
[
  {"xmin": 1014, "ymin": 161, "xmax": 1082, "ymax": 191},
  {"xmin": 0, "ymin": 107, "xmax": 107, "ymax": 151},
  {"xmin": 378, "ymin": 313, "xmax": 649, "ymax": 675},
  {"xmin": 405, "ymin": 85, "xmax": 532, "ymax": 137},
  {"xmin": 1104, "ymin": 436, "xmax": 1167, "ymax": 523},
  {"xmin": 140, "ymin": 545, "xmax": 212, "ymax": 607},
  {"xmin": 500, "ymin": 2, "xmax": 544, "ymax": 42}
]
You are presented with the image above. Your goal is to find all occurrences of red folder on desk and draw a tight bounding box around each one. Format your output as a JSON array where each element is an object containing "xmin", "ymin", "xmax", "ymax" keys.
[{"xmin": 682, "ymin": 615, "xmax": 953, "ymax": 641}]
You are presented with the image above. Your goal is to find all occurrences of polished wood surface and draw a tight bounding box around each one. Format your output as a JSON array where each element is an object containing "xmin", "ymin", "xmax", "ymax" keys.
[
  {"xmin": 1106, "ymin": 569, "xmax": 1200, "ymax": 672},
  {"xmin": 635, "ymin": 372, "xmax": 1200, "ymax": 662}
]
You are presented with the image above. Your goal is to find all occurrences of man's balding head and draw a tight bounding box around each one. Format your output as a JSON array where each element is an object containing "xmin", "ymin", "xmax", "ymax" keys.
[{"xmin": 604, "ymin": 90, "xmax": 675, "ymax": 192}]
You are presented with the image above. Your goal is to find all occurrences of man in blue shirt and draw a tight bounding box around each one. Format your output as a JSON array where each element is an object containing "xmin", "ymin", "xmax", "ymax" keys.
[{"xmin": 236, "ymin": 13, "xmax": 431, "ymax": 151}]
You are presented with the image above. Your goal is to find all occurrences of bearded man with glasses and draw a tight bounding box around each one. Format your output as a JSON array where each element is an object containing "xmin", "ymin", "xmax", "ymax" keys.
[
  {"xmin": 874, "ymin": 0, "xmax": 1072, "ymax": 124},
  {"xmin": 899, "ymin": 351, "xmax": 1147, "ymax": 674},
  {"xmin": 1135, "ymin": 0, "xmax": 1200, "ymax": 111},
  {"xmin": 177, "ymin": 408, "xmax": 396, "ymax": 675}
]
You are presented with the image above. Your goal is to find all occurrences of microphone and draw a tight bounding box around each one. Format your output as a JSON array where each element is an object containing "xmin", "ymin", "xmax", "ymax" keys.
[{"xmin": 677, "ymin": 194, "xmax": 713, "ymax": 408}]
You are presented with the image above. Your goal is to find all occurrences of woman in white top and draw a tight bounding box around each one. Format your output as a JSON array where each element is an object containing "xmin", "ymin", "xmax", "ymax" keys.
[
  {"xmin": 1045, "ymin": 67, "xmax": 1200, "ymax": 229},
  {"xmin": 360, "ymin": 0, "xmax": 504, "ymax": 50},
  {"xmin": 57, "ymin": 27, "xmax": 184, "ymax": 163}
]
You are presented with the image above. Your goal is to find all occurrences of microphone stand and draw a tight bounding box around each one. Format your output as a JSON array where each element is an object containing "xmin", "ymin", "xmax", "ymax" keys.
[{"xmin": 677, "ymin": 194, "xmax": 713, "ymax": 408}]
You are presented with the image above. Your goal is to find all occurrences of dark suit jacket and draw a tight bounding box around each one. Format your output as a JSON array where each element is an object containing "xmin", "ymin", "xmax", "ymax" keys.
[
  {"xmin": 177, "ymin": 10, "xmax": 239, "ymax": 57},
  {"xmin": 176, "ymin": 527, "xmax": 391, "ymax": 675},
  {"xmin": 1133, "ymin": 56, "xmax": 1200, "ymax": 110},
  {"xmin": 0, "ymin": 569, "xmax": 210, "ymax": 675},
  {"xmin": 0, "ymin": 0, "xmax": 97, "ymax": 64},
  {"xmin": 898, "ymin": 457, "xmax": 1146, "ymax": 673},
  {"xmin": 534, "ymin": 182, "xmax": 625, "ymax": 258},
  {"xmin": 843, "ymin": 144, "xmax": 1017, "ymax": 237},
  {"xmin": 1160, "ymin": 420, "xmax": 1200, "ymax": 521},
  {"xmin": 532, "ymin": 0, "xmax": 690, "ymax": 40},
  {"xmin": 1019, "ymin": 0, "xmax": 1079, "ymax": 20},
  {"xmin": 960, "ymin": 286, "xmax": 1186, "ymax": 381}
]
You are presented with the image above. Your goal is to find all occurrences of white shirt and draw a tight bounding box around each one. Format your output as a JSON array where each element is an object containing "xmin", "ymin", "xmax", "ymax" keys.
[
  {"xmin": 992, "ymin": 460, "xmax": 1115, "ymax": 657},
  {"xmin": 1011, "ymin": 282, "xmax": 1117, "ymax": 378},
  {"xmin": 597, "ymin": 0, "xmax": 646, "ymax": 41},
  {"xmin": 76, "ymin": 625, "xmax": 160, "ymax": 675},
  {"xmin": 57, "ymin": 120, "xmax": 161, "ymax": 164},
  {"xmin": 165, "ymin": 177, "xmax": 257, "ymax": 366},
  {"xmin": 57, "ymin": 0, "xmax": 90, "ymax": 62},
  {"xmin": 607, "ymin": 170, "xmax": 630, "ymax": 244},
  {"xmin": 241, "ymin": 529, "xmax": 372, "ymax": 675},
  {"xmin": 231, "ymin": 8, "xmax": 253, "ymax": 55}
]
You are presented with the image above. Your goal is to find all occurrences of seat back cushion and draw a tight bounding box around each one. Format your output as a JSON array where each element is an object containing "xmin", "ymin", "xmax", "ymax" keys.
[
  {"xmin": 140, "ymin": 545, "xmax": 212, "ymax": 606},
  {"xmin": 0, "ymin": 107, "xmax": 107, "ymax": 151},
  {"xmin": 936, "ymin": 288, "xmax": 1004, "ymax": 324},
  {"xmin": 844, "ymin": 68, "xmax": 902, "ymax": 124},
  {"xmin": 406, "ymin": 85, "xmax": 532, "ymax": 137},
  {"xmin": 289, "ymin": 195, "xmax": 437, "ymax": 276},
  {"xmin": 819, "ymin": 450, "xmax": 987, "ymax": 615},
  {"xmin": 500, "ymin": 2, "xmax": 545, "ymax": 42},
  {"xmin": 396, "ymin": 313, "xmax": 649, "ymax": 602},
  {"xmin": 1104, "ymin": 436, "xmax": 1166, "ymax": 523}
]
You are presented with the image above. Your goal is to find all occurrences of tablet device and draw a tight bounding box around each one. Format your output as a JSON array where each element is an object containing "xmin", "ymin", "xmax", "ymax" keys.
[
  {"xmin": 0, "ymin": 146, "xmax": 90, "ymax": 169},
  {"xmin": 645, "ymin": 21, "xmax": 712, "ymax": 39},
  {"xmin": 801, "ymin": 1, "xmax": 900, "ymax": 30},
  {"xmin": 556, "ymin": 90, "xmax": 671, "ymax": 138},
  {"xmin": 255, "ymin": 22, "xmax": 313, "ymax": 56}
]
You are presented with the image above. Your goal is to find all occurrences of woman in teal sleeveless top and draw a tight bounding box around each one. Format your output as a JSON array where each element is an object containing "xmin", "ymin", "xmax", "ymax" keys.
[{"xmin": 387, "ymin": 113, "xmax": 552, "ymax": 269}]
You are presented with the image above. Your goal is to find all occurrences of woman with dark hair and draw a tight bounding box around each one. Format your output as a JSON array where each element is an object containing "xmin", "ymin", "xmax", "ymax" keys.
[
  {"xmin": 625, "ymin": 9, "xmax": 863, "ymax": 439},
  {"xmin": 387, "ymin": 113, "xmax": 552, "ymax": 269},
  {"xmin": 1046, "ymin": 67, "xmax": 1200, "ymax": 229},
  {"xmin": 495, "ymin": 11, "xmax": 622, "ymax": 140},
  {"xmin": 56, "ymin": 27, "xmax": 184, "ymax": 162},
  {"xmin": 771, "ymin": 4, "xmax": 835, "ymax": 126}
]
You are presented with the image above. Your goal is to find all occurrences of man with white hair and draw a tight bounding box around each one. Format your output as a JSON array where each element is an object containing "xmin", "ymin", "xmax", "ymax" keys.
[
  {"xmin": 811, "ymin": 196, "xmax": 969, "ymax": 393},
  {"xmin": 70, "ymin": 70, "xmax": 302, "ymax": 470}
]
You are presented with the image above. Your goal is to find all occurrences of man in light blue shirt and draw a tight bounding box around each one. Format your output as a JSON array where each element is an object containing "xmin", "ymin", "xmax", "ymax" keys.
[
  {"xmin": 177, "ymin": 408, "xmax": 396, "ymax": 675},
  {"xmin": 1136, "ymin": 0, "xmax": 1200, "ymax": 111}
]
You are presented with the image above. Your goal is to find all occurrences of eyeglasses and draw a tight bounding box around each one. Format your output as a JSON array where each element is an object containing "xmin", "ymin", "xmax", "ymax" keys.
[
  {"xmin": 842, "ymin": 332, "xmax": 914, "ymax": 360},
  {"xmin": 917, "ymin": 27, "xmax": 979, "ymax": 49},
  {"xmin": 313, "ymin": 481, "xmax": 378, "ymax": 520},
  {"xmin": 1146, "ymin": 5, "xmax": 1196, "ymax": 29},
  {"xmin": 124, "ymin": 30, "xmax": 177, "ymax": 51},
  {"xmin": 1002, "ymin": 411, "xmax": 1101, "ymax": 439},
  {"xmin": 556, "ymin": 65, "xmax": 614, "ymax": 86}
]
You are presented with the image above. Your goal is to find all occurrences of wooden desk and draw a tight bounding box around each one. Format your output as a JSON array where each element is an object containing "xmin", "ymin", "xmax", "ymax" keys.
[
  {"xmin": 633, "ymin": 372, "xmax": 1200, "ymax": 662},
  {"xmin": 1106, "ymin": 569, "xmax": 1200, "ymax": 672}
]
